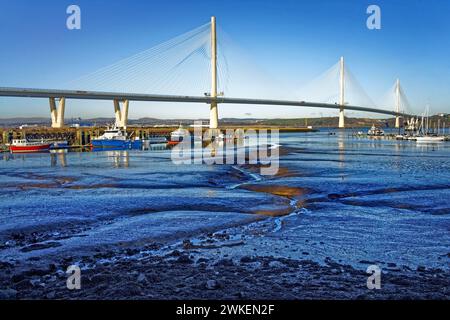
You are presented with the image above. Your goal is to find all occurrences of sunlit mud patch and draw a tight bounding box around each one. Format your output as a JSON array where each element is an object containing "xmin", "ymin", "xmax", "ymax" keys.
[
  {"xmin": 249, "ymin": 204, "xmax": 293, "ymax": 217},
  {"xmin": 240, "ymin": 184, "xmax": 309, "ymax": 199},
  {"xmin": 65, "ymin": 183, "xmax": 119, "ymax": 190},
  {"xmin": 238, "ymin": 163, "xmax": 300, "ymax": 179},
  {"xmin": 239, "ymin": 184, "xmax": 312, "ymax": 215}
]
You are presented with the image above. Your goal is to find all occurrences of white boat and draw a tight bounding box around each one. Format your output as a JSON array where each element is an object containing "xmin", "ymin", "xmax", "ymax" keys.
[
  {"xmin": 415, "ymin": 106, "xmax": 445, "ymax": 143},
  {"xmin": 147, "ymin": 136, "xmax": 168, "ymax": 144},
  {"xmin": 215, "ymin": 133, "xmax": 234, "ymax": 141},
  {"xmin": 367, "ymin": 124, "xmax": 384, "ymax": 136},
  {"xmin": 416, "ymin": 136, "xmax": 445, "ymax": 143},
  {"xmin": 170, "ymin": 125, "xmax": 190, "ymax": 142}
]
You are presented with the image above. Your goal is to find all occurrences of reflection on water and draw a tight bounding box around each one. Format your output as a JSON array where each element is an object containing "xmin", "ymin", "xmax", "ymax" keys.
[
  {"xmin": 50, "ymin": 150, "xmax": 68, "ymax": 167},
  {"xmin": 106, "ymin": 150, "xmax": 130, "ymax": 168},
  {"xmin": 337, "ymin": 131, "xmax": 345, "ymax": 170}
]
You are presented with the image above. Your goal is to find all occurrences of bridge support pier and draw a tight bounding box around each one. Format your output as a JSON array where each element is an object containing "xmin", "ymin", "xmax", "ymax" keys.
[
  {"xmin": 395, "ymin": 116, "xmax": 401, "ymax": 129},
  {"xmin": 49, "ymin": 97, "xmax": 66, "ymax": 128},
  {"xmin": 339, "ymin": 108, "xmax": 345, "ymax": 128},
  {"xmin": 114, "ymin": 99, "xmax": 129, "ymax": 128},
  {"xmin": 210, "ymin": 102, "xmax": 218, "ymax": 129}
]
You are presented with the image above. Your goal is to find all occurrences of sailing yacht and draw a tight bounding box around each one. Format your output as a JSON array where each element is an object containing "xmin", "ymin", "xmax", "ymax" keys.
[{"xmin": 416, "ymin": 106, "xmax": 445, "ymax": 142}]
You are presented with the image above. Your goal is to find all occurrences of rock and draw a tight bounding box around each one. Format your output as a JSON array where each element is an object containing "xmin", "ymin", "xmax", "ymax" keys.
[
  {"xmin": 387, "ymin": 263, "xmax": 397, "ymax": 268},
  {"xmin": 30, "ymin": 278, "xmax": 42, "ymax": 287},
  {"xmin": 56, "ymin": 270, "xmax": 66, "ymax": 278},
  {"xmin": 46, "ymin": 291, "xmax": 56, "ymax": 299},
  {"xmin": 206, "ymin": 280, "xmax": 220, "ymax": 290},
  {"xmin": 137, "ymin": 273, "xmax": 147, "ymax": 283},
  {"xmin": 240, "ymin": 256, "xmax": 254, "ymax": 264},
  {"xmin": 182, "ymin": 240, "xmax": 194, "ymax": 249},
  {"xmin": 125, "ymin": 248, "xmax": 139, "ymax": 256},
  {"xmin": 175, "ymin": 255, "xmax": 193, "ymax": 264},
  {"xmin": 268, "ymin": 261, "xmax": 285, "ymax": 269},
  {"xmin": 215, "ymin": 259, "xmax": 234, "ymax": 267},
  {"xmin": 26, "ymin": 268, "xmax": 49, "ymax": 277},
  {"xmin": 5, "ymin": 240, "xmax": 17, "ymax": 246},
  {"xmin": 48, "ymin": 264, "xmax": 57, "ymax": 272},
  {"xmin": 11, "ymin": 233, "xmax": 25, "ymax": 241},
  {"xmin": 197, "ymin": 258, "xmax": 209, "ymax": 264},
  {"xmin": 168, "ymin": 250, "xmax": 181, "ymax": 257},
  {"xmin": 146, "ymin": 273, "xmax": 160, "ymax": 283},
  {"xmin": 417, "ymin": 266, "xmax": 426, "ymax": 272},
  {"xmin": 0, "ymin": 289, "xmax": 17, "ymax": 299},
  {"xmin": 28, "ymin": 257, "xmax": 41, "ymax": 261},
  {"xmin": 87, "ymin": 274, "xmax": 113, "ymax": 285},
  {"xmin": 11, "ymin": 274, "xmax": 25, "ymax": 283}
]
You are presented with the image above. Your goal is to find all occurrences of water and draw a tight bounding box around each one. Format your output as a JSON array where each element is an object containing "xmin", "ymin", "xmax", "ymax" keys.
[{"xmin": 0, "ymin": 130, "xmax": 449, "ymax": 272}]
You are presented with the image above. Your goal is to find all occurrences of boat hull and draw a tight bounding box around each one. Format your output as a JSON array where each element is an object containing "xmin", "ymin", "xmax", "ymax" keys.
[
  {"xmin": 9, "ymin": 144, "xmax": 52, "ymax": 153},
  {"xmin": 50, "ymin": 141, "xmax": 69, "ymax": 149},
  {"xmin": 416, "ymin": 137, "xmax": 445, "ymax": 142},
  {"xmin": 91, "ymin": 139, "xmax": 131, "ymax": 149}
]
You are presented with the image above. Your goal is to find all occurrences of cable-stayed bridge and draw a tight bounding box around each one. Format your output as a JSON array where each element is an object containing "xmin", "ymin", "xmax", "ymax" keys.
[{"xmin": 0, "ymin": 17, "xmax": 413, "ymax": 129}]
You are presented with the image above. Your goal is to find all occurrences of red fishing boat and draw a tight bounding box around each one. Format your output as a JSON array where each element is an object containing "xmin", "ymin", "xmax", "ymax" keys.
[{"xmin": 9, "ymin": 139, "xmax": 52, "ymax": 153}]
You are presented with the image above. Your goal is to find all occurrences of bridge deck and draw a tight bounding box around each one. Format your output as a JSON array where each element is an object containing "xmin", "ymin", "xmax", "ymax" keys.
[{"xmin": 0, "ymin": 87, "xmax": 405, "ymax": 117}]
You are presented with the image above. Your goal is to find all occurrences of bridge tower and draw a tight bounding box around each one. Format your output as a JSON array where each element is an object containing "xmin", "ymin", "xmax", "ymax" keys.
[
  {"xmin": 395, "ymin": 78, "xmax": 401, "ymax": 128},
  {"xmin": 338, "ymin": 56, "xmax": 345, "ymax": 128},
  {"xmin": 114, "ymin": 99, "xmax": 129, "ymax": 129},
  {"xmin": 49, "ymin": 97, "xmax": 66, "ymax": 128},
  {"xmin": 209, "ymin": 16, "xmax": 219, "ymax": 129}
]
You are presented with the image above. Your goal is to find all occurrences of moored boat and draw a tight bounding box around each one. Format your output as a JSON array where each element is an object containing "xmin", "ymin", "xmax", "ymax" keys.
[
  {"xmin": 367, "ymin": 124, "xmax": 384, "ymax": 136},
  {"xmin": 9, "ymin": 139, "xmax": 52, "ymax": 153},
  {"xmin": 91, "ymin": 125, "xmax": 131, "ymax": 148},
  {"xmin": 170, "ymin": 125, "xmax": 190, "ymax": 143},
  {"xmin": 416, "ymin": 136, "xmax": 445, "ymax": 143},
  {"xmin": 148, "ymin": 136, "xmax": 168, "ymax": 144},
  {"xmin": 50, "ymin": 140, "xmax": 69, "ymax": 149}
]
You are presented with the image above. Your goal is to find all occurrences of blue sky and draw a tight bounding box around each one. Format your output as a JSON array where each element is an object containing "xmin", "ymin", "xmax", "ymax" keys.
[{"xmin": 0, "ymin": 0, "xmax": 449, "ymax": 119}]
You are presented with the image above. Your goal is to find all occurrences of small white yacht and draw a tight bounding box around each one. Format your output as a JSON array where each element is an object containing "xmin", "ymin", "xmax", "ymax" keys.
[
  {"xmin": 416, "ymin": 136, "xmax": 445, "ymax": 143},
  {"xmin": 367, "ymin": 124, "xmax": 385, "ymax": 136}
]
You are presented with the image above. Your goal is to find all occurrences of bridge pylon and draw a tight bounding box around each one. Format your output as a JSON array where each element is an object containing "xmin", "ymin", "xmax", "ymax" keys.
[
  {"xmin": 49, "ymin": 97, "xmax": 66, "ymax": 128},
  {"xmin": 338, "ymin": 56, "xmax": 345, "ymax": 129},
  {"xmin": 209, "ymin": 16, "xmax": 219, "ymax": 130},
  {"xmin": 114, "ymin": 99, "xmax": 129, "ymax": 128}
]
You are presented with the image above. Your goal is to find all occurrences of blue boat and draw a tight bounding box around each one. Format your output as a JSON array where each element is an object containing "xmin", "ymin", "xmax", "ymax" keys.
[
  {"xmin": 50, "ymin": 140, "xmax": 69, "ymax": 149},
  {"xmin": 91, "ymin": 125, "xmax": 131, "ymax": 149}
]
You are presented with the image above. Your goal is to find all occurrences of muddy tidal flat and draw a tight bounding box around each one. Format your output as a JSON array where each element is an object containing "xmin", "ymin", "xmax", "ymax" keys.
[{"xmin": 0, "ymin": 131, "xmax": 449, "ymax": 300}]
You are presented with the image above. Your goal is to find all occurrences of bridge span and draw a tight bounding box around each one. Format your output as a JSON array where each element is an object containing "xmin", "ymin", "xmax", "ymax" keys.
[{"xmin": 0, "ymin": 87, "xmax": 407, "ymax": 128}]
